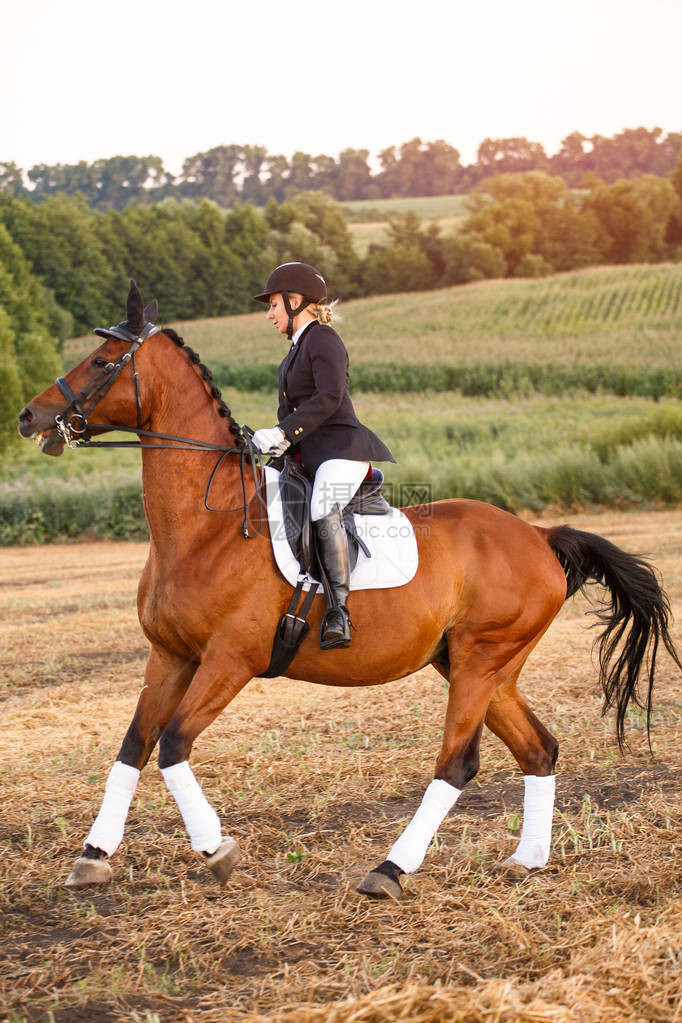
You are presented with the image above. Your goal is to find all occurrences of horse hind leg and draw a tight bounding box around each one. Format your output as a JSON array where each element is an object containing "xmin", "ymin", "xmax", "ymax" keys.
[
  {"xmin": 484, "ymin": 678, "xmax": 559, "ymax": 877},
  {"xmin": 357, "ymin": 641, "xmax": 501, "ymax": 899}
]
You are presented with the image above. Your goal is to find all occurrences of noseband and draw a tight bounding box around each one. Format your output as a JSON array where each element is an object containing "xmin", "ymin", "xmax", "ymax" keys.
[{"xmin": 54, "ymin": 322, "xmax": 159, "ymax": 447}]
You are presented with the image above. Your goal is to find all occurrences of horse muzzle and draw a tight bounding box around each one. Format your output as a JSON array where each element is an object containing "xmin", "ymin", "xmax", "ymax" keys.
[{"xmin": 17, "ymin": 403, "xmax": 67, "ymax": 456}]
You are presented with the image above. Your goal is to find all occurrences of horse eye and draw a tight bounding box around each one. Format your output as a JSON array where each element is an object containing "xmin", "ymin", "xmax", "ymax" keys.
[{"xmin": 92, "ymin": 357, "xmax": 108, "ymax": 368}]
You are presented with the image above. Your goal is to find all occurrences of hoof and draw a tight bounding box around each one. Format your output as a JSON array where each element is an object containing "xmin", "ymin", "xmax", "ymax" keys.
[
  {"xmin": 65, "ymin": 856, "xmax": 113, "ymax": 888},
  {"xmin": 356, "ymin": 870, "xmax": 403, "ymax": 900},
  {"xmin": 205, "ymin": 836, "xmax": 241, "ymax": 884},
  {"xmin": 497, "ymin": 856, "xmax": 539, "ymax": 880}
]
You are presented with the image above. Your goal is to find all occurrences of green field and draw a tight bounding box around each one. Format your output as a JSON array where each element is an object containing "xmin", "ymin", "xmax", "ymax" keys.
[
  {"xmin": 66, "ymin": 262, "xmax": 680, "ymax": 372},
  {"xmin": 341, "ymin": 194, "xmax": 470, "ymax": 221},
  {"xmin": 347, "ymin": 215, "xmax": 465, "ymax": 256},
  {"xmin": 3, "ymin": 392, "xmax": 681, "ymax": 543},
  {"xmin": 340, "ymin": 194, "xmax": 470, "ymax": 256},
  {"xmin": 4, "ymin": 263, "xmax": 681, "ymax": 542}
]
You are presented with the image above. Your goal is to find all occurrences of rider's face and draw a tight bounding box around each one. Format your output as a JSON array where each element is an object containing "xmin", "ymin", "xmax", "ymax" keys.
[{"xmin": 266, "ymin": 292, "xmax": 304, "ymax": 335}]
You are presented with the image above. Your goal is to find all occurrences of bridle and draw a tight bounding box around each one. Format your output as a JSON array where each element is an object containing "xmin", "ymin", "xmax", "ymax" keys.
[
  {"xmin": 54, "ymin": 322, "xmax": 158, "ymax": 445},
  {"xmin": 52, "ymin": 323, "xmax": 266, "ymax": 536}
]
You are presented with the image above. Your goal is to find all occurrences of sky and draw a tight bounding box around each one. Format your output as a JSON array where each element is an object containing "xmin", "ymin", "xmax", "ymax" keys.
[{"xmin": 2, "ymin": 0, "xmax": 681, "ymax": 176}]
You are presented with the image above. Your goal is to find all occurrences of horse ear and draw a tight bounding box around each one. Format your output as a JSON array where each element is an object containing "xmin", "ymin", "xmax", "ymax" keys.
[
  {"xmin": 144, "ymin": 298, "xmax": 158, "ymax": 324},
  {"xmin": 126, "ymin": 279, "xmax": 144, "ymax": 332}
]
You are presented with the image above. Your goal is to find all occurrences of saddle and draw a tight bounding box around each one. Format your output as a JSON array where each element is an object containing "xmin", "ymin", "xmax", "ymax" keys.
[
  {"xmin": 275, "ymin": 456, "xmax": 390, "ymax": 576},
  {"xmin": 258, "ymin": 458, "xmax": 414, "ymax": 679}
]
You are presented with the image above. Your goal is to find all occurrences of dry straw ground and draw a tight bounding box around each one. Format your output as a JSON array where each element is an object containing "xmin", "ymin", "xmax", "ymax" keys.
[{"xmin": 1, "ymin": 510, "xmax": 681, "ymax": 1022}]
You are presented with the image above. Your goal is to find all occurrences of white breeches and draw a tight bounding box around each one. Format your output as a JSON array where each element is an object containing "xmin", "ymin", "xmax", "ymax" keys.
[{"xmin": 309, "ymin": 459, "xmax": 370, "ymax": 521}]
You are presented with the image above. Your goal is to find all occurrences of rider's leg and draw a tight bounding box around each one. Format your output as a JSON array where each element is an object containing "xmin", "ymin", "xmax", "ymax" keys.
[
  {"xmin": 310, "ymin": 459, "xmax": 369, "ymax": 650},
  {"xmin": 309, "ymin": 459, "xmax": 370, "ymax": 522}
]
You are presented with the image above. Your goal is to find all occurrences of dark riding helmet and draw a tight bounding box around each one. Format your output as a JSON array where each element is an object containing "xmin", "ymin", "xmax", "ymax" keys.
[
  {"xmin": 253, "ymin": 262, "xmax": 327, "ymax": 340},
  {"xmin": 253, "ymin": 262, "xmax": 327, "ymax": 304}
]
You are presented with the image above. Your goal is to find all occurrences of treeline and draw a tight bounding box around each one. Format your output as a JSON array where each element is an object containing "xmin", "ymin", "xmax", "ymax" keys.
[
  {"xmin": 1, "ymin": 161, "xmax": 682, "ymax": 343},
  {"xmin": 0, "ymin": 190, "xmax": 359, "ymax": 335},
  {"xmin": 2, "ymin": 127, "xmax": 681, "ymax": 210}
]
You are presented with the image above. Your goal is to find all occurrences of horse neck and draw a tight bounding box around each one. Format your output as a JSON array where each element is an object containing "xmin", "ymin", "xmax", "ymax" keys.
[{"xmin": 139, "ymin": 343, "xmax": 244, "ymax": 551}]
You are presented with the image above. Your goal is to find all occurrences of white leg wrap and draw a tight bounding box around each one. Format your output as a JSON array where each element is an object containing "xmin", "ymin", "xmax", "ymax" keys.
[
  {"xmin": 84, "ymin": 761, "xmax": 140, "ymax": 857},
  {"xmin": 508, "ymin": 774, "xmax": 556, "ymax": 869},
  {"xmin": 387, "ymin": 779, "xmax": 461, "ymax": 874},
  {"xmin": 162, "ymin": 761, "xmax": 221, "ymax": 854}
]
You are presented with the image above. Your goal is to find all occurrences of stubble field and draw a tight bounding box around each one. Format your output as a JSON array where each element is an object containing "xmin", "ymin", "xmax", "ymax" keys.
[{"xmin": 1, "ymin": 509, "xmax": 681, "ymax": 1022}]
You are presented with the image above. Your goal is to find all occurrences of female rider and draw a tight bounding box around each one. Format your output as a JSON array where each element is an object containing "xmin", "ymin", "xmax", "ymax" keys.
[{"xmin": 252, "ymin": 262, "xmax": 395, "ymax": 650}]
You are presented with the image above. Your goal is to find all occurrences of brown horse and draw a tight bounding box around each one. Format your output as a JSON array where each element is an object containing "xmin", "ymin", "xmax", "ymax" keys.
[{"xmin": 17, "ymin": 286, "xmax": 680, "ymax": 897}]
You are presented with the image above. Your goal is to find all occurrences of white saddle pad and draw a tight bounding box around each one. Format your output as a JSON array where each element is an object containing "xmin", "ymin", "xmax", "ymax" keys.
[{"xmin": 264, "ymin": 466, "xmax": 418, "ymax": 591}]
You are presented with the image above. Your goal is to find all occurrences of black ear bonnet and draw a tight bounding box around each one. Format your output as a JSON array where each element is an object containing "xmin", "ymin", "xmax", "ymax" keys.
[{"xmin": 94, "ymin": 279, "xmax": 160, "ymax": 343}]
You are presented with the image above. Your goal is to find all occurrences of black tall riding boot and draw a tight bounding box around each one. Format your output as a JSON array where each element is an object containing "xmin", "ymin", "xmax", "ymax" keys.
[{"xmin": 313, "ymin": 504, "xmax": 351, "ymax": 650}]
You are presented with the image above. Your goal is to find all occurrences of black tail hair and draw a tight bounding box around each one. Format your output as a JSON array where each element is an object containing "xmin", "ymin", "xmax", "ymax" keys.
[{"xmin": 548, "ymin": 524, "xmax": 681, "ymax": 749}]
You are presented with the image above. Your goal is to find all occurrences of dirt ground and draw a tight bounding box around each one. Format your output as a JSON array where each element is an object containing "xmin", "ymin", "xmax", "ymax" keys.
[{"xmin": 1, "ymin": 509, "xmax": 680, "ymax": 1022}]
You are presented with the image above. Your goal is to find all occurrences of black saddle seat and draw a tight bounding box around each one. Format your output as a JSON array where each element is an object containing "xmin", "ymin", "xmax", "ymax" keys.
[{"xmin": 273, "ymin": 459, "xmax": 389, "ymax": 577}]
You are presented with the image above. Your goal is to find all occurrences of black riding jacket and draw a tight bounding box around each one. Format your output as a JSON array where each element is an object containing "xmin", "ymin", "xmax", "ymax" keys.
[{"xmin": 276, "ymin": 321, "xmax": 395, "ymax": 476}]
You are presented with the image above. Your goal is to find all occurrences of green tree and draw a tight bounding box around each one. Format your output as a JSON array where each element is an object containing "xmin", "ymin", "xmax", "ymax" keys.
[
  {"xmin": 476, "ymin": 137, "xmax": 548, "ymax": 179},
  {"xmin": 584, "ymin": 175, "xmax": 677, "ymax": 262},
  {"xmin": 440, "ymin": 234, "xmax": 507, "ymax": 284},
  {"xmin": 664, "ymin": 151, "xmax": 682, "ymax": 250},
  {"xmin": 291, "ymin": 192, "xmax": 360, "ymax": 295},
  {"xmin": 0, "ymin": 225, "xmax": 61, "ymax": 453},
  {"xmin": 263, "ymin": 154, "xmax": 289, "ymax": 202},
  {"xmin": 0, "ymin": 306, "xmax": 24, "ymax": 455},
  {"xmin": 241, "ymin": 145, "xmax": 269, "ymax": 204},
  {"xmin": 335, "ymin": 148, "xmax": 372, "ymax": 201},
  {"xmin": 362, "ymin": 240, "xmax": 436, "ymax": 294},
  {"xmin": 310, "ymin": 154, "xmax": 339, "ymax": 195},
  {"xmin": 0, "ymin": 194, "xmax": 114, "ymax": 332},
  {"xmin": 285, "ymin": 152, "xmax": 315, "ymax": 196},
  {"xmin": 464, "ymin": 196, "xmax": 539, "ymax": 275},
  {"xmin": 0, "ymin": 162, "xmax": 25, "ymax": 197},
  {"xmin": 224, "ymin": 203, "xmax": 273, "ymax": 298},
  {"xmin": 180, "ymin": 145, "xmax": 241, "ymax": 205},
  {"xmin": 535, "ymin": 201, "xmax": 607, "ymax": 271}
]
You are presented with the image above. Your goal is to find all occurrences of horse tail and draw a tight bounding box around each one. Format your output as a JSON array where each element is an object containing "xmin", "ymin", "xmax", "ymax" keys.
[{"xmin": 546, "ymin": 524, "xmax": 681, "ymax": 749}]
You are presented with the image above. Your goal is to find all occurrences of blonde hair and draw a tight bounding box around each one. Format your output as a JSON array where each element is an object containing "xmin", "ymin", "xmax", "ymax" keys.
[{"xmin": 308, "ymin": 298, "xmax": 340, "ymax": 325}]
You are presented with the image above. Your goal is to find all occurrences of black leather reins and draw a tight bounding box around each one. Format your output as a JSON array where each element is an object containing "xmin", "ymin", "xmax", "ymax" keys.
[{"xmin": 52, "ymin": 328, "xmax": 267, "ymax": 537}]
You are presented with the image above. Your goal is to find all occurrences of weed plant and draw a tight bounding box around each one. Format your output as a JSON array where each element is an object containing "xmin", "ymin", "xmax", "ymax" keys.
[{"xmin": 3, "ymin": 397, "xmax": 681, "ymax": 542}]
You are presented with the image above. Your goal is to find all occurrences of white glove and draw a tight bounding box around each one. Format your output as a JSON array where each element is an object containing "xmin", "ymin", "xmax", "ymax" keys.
[{"xmin": 252, "ymin": 426, "xmax": 291, "ymax": 456}]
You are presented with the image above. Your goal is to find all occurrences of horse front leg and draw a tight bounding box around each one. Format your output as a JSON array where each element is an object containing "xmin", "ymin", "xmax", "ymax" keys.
[
  {"xmin": 65, "ymin": 645, "xmax": 197, "ymax": 887},
  {"xmin": 155, "ymin": 647, "xmax": 255, "ymax": 884}
]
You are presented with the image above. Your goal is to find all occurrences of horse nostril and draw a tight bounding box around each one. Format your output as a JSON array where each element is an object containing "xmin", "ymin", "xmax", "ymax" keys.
[{"xmin": 18, "ymin": 407, "xmax": 34, "ymax": 423}]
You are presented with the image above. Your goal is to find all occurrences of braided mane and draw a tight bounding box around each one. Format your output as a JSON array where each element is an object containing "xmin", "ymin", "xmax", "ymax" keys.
[{"xmin": 162, "ymin": 327, "xmax": 244, "ymax": 448}]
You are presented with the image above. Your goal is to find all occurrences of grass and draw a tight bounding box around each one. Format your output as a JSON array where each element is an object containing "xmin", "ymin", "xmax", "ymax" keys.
[
  {"xmin": 4, "ymin": 261, "xmax": 680, "ymax": 542},
  {"xmin": 340, "ymin": 194, "xmax": 471, "ymax": 221},
  {"xmin": 4, "ymin": 396, "xmax": 682, "ymax": 541},
  {"xmin": 0, "ymin": 510, "xmax": 680, "ymax": 1020},
  {"xmin": 64, "ymin": 262, "xmax": 682, "ymax": 372}
]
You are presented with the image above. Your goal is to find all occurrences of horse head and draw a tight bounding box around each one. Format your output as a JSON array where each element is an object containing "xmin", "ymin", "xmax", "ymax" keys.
[{"xmin": 18, "ymin": 280, "xmax": 160, "ymax": 455}]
